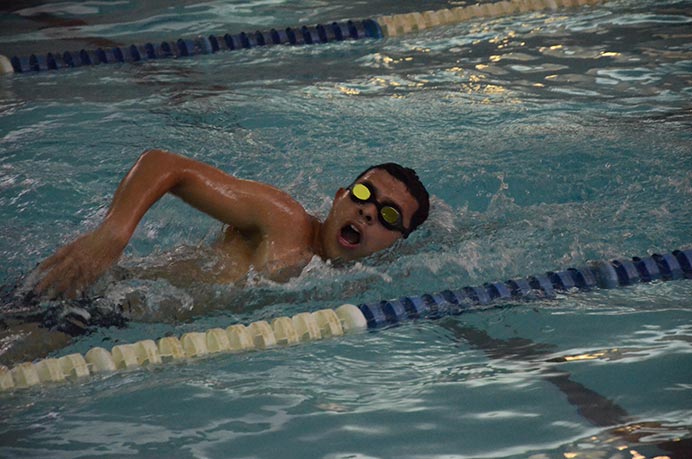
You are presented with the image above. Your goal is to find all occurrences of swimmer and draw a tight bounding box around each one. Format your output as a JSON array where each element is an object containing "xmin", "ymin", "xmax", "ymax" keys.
[{"xmin": 33, "ymin": 149, "xmax": 430, "ymax": 299}]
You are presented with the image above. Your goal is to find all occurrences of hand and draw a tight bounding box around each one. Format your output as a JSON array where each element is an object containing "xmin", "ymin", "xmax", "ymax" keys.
[{"xmin": 33, "ymin": 225, "xmax": 128, "ymax": 299}]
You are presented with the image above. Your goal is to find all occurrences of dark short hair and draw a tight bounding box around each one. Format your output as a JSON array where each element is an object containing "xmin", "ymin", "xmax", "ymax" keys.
[{"xmin": 354, "ymin": 163, "xmax": 430, "ymax": 236}]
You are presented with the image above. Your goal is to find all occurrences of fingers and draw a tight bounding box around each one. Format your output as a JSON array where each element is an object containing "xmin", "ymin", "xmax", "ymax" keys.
[
  {"xmin": 52, "ymin": 264, "xmax": 83, "ymax": 299},
  {"xmin": 34, "ymin": 264, "xmax": 58, "ymax": 297},
  {"xmin": 34, "ymin": 252, "xmax": 90, "ymax": 300},
  {"xmin": 34, "ymin": 247, "xmax": 79, "ymax": 297},
  {"xmin": 34, "ymin": 259, "xmax": 67, "ymax": 298},
  {"xmin": 36, "ymin": 270, "xmax": 79, "ymax": 300},
  {"xmin": 64, "ymin": 263, "xmax": 89, "ymax": 299},
  {"xmin": 36, "ymin": 246, "xmax": 68, "ymax": 273},
  {"xmin": 32, "ymin": 231, "xmax": 117, "ymax": 300}
]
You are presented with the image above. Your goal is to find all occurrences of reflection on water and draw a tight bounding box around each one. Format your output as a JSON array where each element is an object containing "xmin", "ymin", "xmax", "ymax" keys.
[{"xmin": 1, "ymin": 0, "xmax": 691, "ymax": 458}]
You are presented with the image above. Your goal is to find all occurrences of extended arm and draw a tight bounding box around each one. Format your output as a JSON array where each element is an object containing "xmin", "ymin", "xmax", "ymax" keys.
[{"xmin": 34, "ymin": 149, "xmax": 297, "ymax": 298}]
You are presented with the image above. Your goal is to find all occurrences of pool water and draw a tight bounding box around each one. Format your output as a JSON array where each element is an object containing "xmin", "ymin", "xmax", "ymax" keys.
[{"xmin": 1, "ymin": 0, "xmax": 691, "ymax": 458}]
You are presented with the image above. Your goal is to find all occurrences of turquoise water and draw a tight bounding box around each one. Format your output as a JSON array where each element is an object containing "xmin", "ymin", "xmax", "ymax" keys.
[{"xmin": 1, "ymin": 0, "xmax": 691, "ymax": 458}]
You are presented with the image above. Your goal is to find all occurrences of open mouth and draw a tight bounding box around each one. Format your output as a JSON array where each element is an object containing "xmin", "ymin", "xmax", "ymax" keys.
[{"xmin": 339, "ymin": 224, "xmax": 361, "ymax": 247}]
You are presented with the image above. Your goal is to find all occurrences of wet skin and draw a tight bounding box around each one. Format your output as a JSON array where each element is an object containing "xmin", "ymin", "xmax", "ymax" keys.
[
  {"xmin": 33, "ymin": 149, "xmax": 420, "ymax": 299},
  {"xmin": 2, "ymin": 150, "xmax": 421, "ymax": 364}
]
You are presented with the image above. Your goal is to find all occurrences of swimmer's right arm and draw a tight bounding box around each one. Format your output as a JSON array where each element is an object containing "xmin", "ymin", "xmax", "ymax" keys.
[{"xmin": 35, "ymin": 149, "xmax": 298, "ymax": 298}]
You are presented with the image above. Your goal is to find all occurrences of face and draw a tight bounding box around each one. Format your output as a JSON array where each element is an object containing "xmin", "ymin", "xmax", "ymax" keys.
[{"xmin": 321, "ymin": 168, "xmax": 419, "ymax": 261}]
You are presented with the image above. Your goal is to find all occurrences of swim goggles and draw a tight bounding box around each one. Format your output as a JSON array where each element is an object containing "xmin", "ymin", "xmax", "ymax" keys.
[{"xmin": 347, "ymin": 181, "xmax": 410, "ymax": 238}]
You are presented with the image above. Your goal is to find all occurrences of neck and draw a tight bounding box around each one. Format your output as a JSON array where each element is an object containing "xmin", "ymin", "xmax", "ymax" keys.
[{"xmin": 310, "ymin": 217, "xmax": 327, "ymax": 260}]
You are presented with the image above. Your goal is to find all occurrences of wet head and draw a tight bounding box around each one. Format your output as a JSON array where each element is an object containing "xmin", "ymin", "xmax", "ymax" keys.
[{"xmin": 321, "ymin": 165, "xmax": 428, "ymax": 262}]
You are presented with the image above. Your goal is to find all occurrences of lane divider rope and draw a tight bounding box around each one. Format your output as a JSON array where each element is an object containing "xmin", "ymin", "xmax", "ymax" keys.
[
  {"xmin": 0, "ymin": 0, "xmax": 606, "ymax": 75},
  {"xmin": 0, "ymin": 304, "xmax": 367, "ymax": 391},
  {"xmin": 1, "ymin": 248, "xmax": 689, "ymax": 393}
]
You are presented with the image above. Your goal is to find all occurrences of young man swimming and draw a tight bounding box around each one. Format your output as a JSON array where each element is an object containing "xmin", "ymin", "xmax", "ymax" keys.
[{"xmin": 33, "ymin": 149, "xmax": 430, "ymax": 299}]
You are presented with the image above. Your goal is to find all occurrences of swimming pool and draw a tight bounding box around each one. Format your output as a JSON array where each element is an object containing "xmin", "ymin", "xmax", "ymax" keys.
[{"xmin": 1, "ymin": 0, "xmax": 691, "ymax": 457}]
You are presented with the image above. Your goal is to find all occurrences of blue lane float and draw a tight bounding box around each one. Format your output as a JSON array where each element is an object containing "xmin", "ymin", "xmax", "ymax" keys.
[
  {"xmin": 0, "ymin": 0, "xmax": 607, "ymax": 75},
  {"xmin": 1, "ymin": 247, "xmax": 688, "ymax": 392},
  {"xmin": 358, "ymin": 248, "xmax": 692, "ymax": 328},
  {"xmin": 3, "ymin": 19, "xmax": 382, "ymax": 74}
]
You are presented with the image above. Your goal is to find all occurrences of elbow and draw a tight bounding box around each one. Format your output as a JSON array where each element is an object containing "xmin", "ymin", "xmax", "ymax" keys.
[
  {"xmin": 136, "ymin": 149, "xmax": 184, "ymax": 175},
  {"xmin": 139, "ymin": 148, "xmax": 172, "ymax": 165},
  {"xmin": 131, "ymin": 149, "xmax": 183, "ymax": 189}
]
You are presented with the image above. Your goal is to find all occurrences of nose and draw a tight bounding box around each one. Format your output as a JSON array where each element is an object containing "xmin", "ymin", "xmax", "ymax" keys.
[{"xmin": 358, "ymin": 205, "xmax": 376, "ymax": 225}]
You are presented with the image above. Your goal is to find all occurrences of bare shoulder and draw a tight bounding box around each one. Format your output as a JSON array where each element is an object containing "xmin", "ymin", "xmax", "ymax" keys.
[
  {"xmin": 264, "ymin": 201, "xmax": 318, "ymax": 245},
  {"xmin": 260, "ymin": 208, "xmax": 320, "ymax": 281},
  {"xmin": 253, "ymin": 185, "xmax": 315, "ymax": 232}
]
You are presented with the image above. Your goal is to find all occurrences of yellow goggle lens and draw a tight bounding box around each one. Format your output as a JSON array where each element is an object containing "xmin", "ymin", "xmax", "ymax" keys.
[
  {"xmin": 380, "ymin": 206, "xmax": 400, "ymax": 225},
  {"xmin": 351, "ymin": 183, "xmax": 372, "ymax": 201}
]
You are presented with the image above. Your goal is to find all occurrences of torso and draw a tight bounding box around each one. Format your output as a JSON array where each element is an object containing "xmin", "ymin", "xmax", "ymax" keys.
[
  {"xmin": 211, "ymin": 225, "xmax": 263, "ymax": 283},
  {"xmin": 213, "ymin": 214, "xmax": 320, "ymax": 283},
  {"xmin": 131, "ymin": 219, "xmax": 318, "ymax": 288}
]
